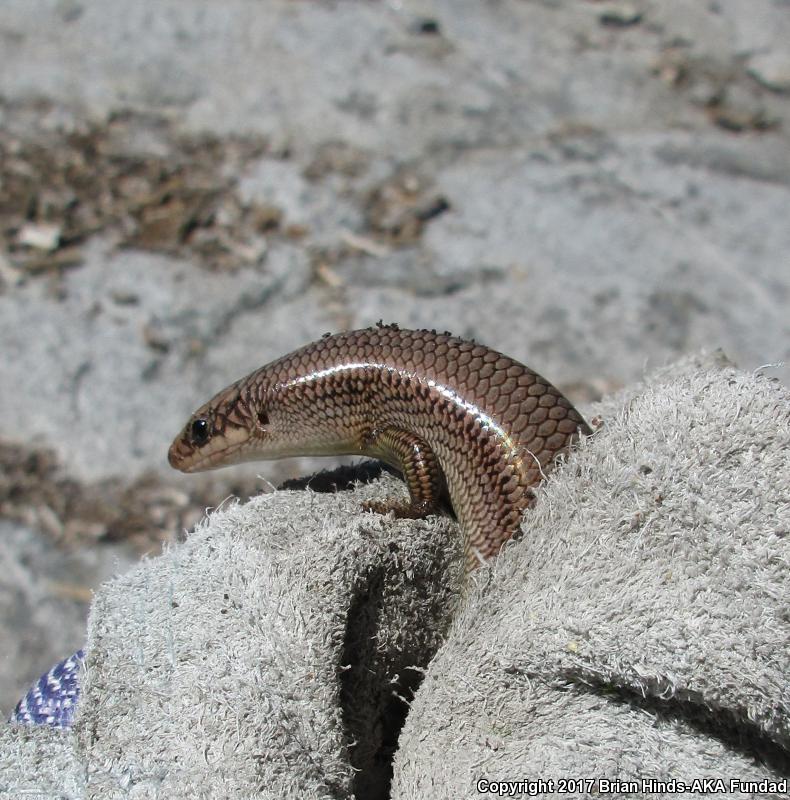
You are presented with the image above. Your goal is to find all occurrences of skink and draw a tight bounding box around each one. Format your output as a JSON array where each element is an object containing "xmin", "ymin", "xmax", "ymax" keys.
[{"xmin": 168, "ymin": 324, "xmax": 591, "ymax": 572}]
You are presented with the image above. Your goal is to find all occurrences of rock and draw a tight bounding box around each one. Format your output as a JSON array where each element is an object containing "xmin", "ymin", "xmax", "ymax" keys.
[
  {"xmin": 599, "ymin": 3, "xmax": 642, "ymax": 27},
  {"xmin": 17, "ymin": 222, "xmax": 61, "ymax": 251},
  {"xmin": 0, "ymin": 252, "xmax": 23, "ymax": 287},
  {"xmin": 711, "ymin": 84, "xmax": 775, "ymax": 132},
  {"xmin": 748, "ymin": 51, "xmax": 790, "ymax": 94}
]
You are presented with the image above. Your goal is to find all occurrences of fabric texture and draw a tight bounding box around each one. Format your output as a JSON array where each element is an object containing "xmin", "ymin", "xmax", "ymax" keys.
[
  {"xmin": 11, "ymin": 650, "xmax": 84, "ymax": 729},
  {"xmin": 1, "ymin": 352, "xmax": 788, "ymax": 799},
  {"xmin": 393, "ymin": 351, "xmax": 789, "ymax": 798}
]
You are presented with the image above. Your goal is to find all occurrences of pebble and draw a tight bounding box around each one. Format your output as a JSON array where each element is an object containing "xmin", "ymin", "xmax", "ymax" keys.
[
  {"xmin": 599, "ymin": 3, "xmax": 642, "ymax": 27},
  {"xmin": 17, "ymin": 222, "xmax": 61, "ymax": 251},
  {"xmin": 748, "ymin": 51, "xmax": 790, "ymax": 94}
]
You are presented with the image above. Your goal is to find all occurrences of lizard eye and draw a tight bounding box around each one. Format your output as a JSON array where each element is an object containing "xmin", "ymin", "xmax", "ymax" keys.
[{"xmin": 190, "ymin": 418, "xmax": 210, "ymax": 445}]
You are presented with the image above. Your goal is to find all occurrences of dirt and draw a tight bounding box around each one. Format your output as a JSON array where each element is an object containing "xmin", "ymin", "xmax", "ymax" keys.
[
  {"xmin": 0, "ymin": 101, "xmax": 451, "ymax": 290},
  {"xmin": 0, "ymin": 104, "xmax": 284, "ymax": 280},
  {"xmin": 0, "ymin": 439, "xmax": 262, "ymax": 553}
]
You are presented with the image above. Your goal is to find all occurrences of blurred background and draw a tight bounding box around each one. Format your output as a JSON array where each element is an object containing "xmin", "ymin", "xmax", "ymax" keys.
[{"xmin": 1, "ymin": 0, "xmax": 788, "ymax": 714}]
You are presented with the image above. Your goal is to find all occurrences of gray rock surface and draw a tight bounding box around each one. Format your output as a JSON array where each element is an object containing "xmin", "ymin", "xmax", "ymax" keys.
[{"xmin": 0, "ymin": 0, "xmax": 788, "ymax": 724}]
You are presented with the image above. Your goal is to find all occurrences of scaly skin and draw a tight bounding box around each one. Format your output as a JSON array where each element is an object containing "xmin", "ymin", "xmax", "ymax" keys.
[{"xmin": 168, "ymin": 324, "xmax": 591, "ymax": 572}]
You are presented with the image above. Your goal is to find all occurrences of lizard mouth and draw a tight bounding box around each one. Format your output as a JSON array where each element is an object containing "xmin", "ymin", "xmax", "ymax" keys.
[{"xmin": 167, "ymin": 428, "xmax": 253, "ymax": 473}]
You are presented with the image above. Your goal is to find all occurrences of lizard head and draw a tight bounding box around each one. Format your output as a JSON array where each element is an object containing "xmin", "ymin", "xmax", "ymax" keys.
[{"xmin": 168, "ymin": 379, "xmax": 269, "ymax": 473}]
